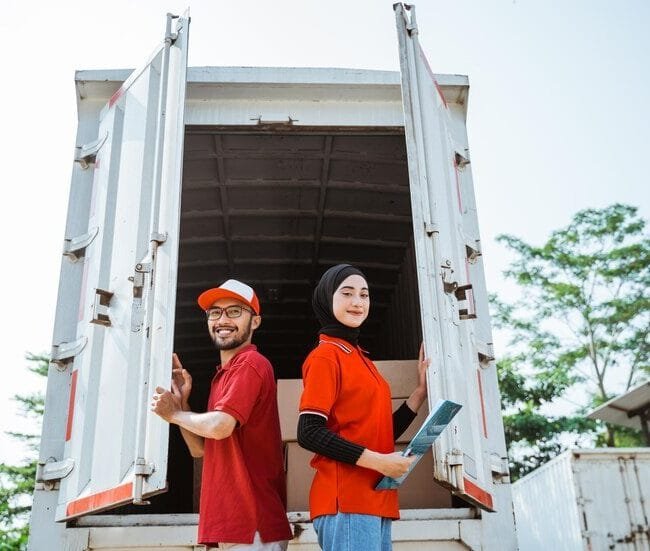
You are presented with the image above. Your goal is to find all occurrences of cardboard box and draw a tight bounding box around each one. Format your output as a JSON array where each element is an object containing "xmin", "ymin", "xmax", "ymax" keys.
[
  {"xmin": 277, "ymin": 379, "xmax": 303, "ymax": 441},
  {"xmin": 285, "ymin": 442, "xmax": 315, "ymax": 511},
  {"xmin": 396, "ymin": 445, "xmax": 453, "ymax": 509},
  {"xmin": 375, "ymin": 360, "xmax": 419, "ymax": 399},
  {"xmin": 284, "ymin": 442, "xmax": 452, "ymax": 512},
  {"xmin": 393, "ymin": 398, "xmax": 429, "ymax": 444}
]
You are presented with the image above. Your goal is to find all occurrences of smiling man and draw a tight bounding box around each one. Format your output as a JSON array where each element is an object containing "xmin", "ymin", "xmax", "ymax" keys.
[{"xmin": 151, "ymin": 279, "xmax": 292, "ymax": 550}]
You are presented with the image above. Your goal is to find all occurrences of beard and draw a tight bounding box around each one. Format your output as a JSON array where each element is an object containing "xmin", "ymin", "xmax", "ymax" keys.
[{"xmin": 211, "ymin": 317, "xmax": 253, "ymax": 351}]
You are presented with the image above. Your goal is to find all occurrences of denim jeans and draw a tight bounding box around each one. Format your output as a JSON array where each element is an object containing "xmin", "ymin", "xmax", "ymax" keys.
[{"xmin": 313, "ymin": 513, "xmax": 392, "ymax": 551}]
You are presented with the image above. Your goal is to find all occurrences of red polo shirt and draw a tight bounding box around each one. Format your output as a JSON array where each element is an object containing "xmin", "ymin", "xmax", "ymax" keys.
[
  {"xmin": 299, "ymin": 335, "xmax": 399, "ymax": 520},
  {"xmin": 198, "ymin": 344, "xmax": 292, "ymax": 546}
]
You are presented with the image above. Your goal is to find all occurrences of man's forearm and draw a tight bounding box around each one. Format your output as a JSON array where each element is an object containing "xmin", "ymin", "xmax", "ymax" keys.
[
  {"xmin": 179, "ymin": 425, "xmax": 205, "ymax": 458},
  {"xmin": 171, "ymin": 409, "xmax": 236, "ymax": 441}
]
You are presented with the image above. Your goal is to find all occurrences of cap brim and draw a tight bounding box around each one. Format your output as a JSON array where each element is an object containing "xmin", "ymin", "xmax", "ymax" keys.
[{"xmin": 197, "ymin": 288, "xmax": 259, "ymax": 314}]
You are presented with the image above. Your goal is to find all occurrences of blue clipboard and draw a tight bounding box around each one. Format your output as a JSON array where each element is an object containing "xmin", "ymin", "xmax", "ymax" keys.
[{"xmin": 375, "ymin": 399, "xmax": 462, "ymax": 490}]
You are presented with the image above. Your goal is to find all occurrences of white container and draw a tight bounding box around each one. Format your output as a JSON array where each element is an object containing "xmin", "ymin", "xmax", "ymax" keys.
[
  {"xmin": 29, "ymin": 5, "xmax": 517, "ymax": 550},
  {"xmin": 512, "ymin": 448, "xmax": 650, "ymax": 551}
]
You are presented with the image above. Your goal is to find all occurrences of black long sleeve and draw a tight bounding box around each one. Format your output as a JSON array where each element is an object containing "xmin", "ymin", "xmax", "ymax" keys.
[
  {"xmin": 297, "ymin": 413, "xmax": 365, "ymax": 464},
  {"xmin": 392, "ymin": 400, "xmax": 417, "ymax": 441},
  {"xmin": 297, "ymin": 401, "xmax": 418, "ymax": 465}
]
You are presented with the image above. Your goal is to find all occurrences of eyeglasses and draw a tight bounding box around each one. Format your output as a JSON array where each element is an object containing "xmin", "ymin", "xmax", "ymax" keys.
[{"xmin": 205, "ymin": 305, "xmax": 255, "ymax": 320}]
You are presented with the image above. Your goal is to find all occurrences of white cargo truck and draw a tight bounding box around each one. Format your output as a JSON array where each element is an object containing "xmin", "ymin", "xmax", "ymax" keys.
[
  {"xmin": 512, "ymin": 448, "xmax": 650, "ymax": 551},
  {"xmin": 29, "ymin": 5, "xmax": 517, "ymax": 550}
]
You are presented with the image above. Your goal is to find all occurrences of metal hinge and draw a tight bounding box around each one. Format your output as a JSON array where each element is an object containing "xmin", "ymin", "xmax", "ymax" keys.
[
  {"xmin": 441, "ymin": 264, "xmax": 477, "ymax": 320},
  {"xmin": 90, "ymin": 288, "xmax": 114, "ymax": 327},
  {"xmin": 36, "ymin": 458, "xmax": 74, "ymax": 490},
  {"xmin": 476, "ymin": 340, "xmax": 495, "ymax": 367},
  {"xmin": 425, "ymin": 222, "xmax": 439, "ymax": 236},
  {"xmin": 74, "ymin": 133, "xmax": 108, "ymax": 169},
  {"xmin": 51, "ymin": 336, "xmax": 87, "ymax": 369},
  {"xmin": 134, "ymin": 460, "xmax": 155, "ymax": 477},
  {"xmin": 490, "ymin": 453, "xmax": 510, "ymax": 482},
  {"xmin": 454, "ymin": 284, "xmax": 477, "ymax": 320},
  {"xmin": 63, "ymin": 226, "xmax": 99, "ymax": 261},
  {"xmin": 454, "ymin": 149, "xmax": 471, "ymax": 168},
  {"xmin": 250, "ymin": 115, "xmax": 298, "ymax": 126},
  {"xmin": 465, "ymin": 239, "xmax": 482, "ymax": 264},
  {"xmin": 133, "ymin": 458, "xmax": 156, "ymax": 505},
  {"xmin": 447, "ymin": 449, "xmax": 464, "ymax": 466}
]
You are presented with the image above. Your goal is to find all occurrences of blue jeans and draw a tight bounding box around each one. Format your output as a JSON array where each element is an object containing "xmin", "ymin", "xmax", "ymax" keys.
[{"xmin": 313, "ymin": 513, "xmax": 392, "ymax": 551}]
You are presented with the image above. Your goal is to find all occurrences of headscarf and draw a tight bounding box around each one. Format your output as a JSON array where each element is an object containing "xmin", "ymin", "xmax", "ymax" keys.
[{"xmin": 312, "ymin": 264, "xmax": 368, "ymax": 346}]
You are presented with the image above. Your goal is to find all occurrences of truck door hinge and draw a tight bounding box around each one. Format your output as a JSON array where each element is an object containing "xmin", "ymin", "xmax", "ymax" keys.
[
  {"xmin": 475, "ymin": 340, "xmax": 495, "ymax": 367},
  {"xmin": 490, "ymin": 454, "xmax": 510, "ymax": 483},
  {"xmin": 74, "ymin": 132, "xmax": 108, "ymax": 169},
  {"xmin": 63, "ymin": 227, "xmax": 99, "ymax": 261},
  {"xmin": 441, "ymin": 266, "xmax": 477, "ymax": 319},
  {"xmin": 441, "ymin": 263, "xmax": 456, "ymax": 293},
  {"xmin": 51, "ymin": 336, "xmax": 87, "ymax": 370},
  {"xmin": 129, "ymin": 260, "xmax": 152, "ymax": 332},
  {"xmin": 36, "ymin": 458, "xmax": 74, "ymax": 489},
  {"xmin": 133, "ymin": 458, "xmax": 155, "ymax": 506},
  {"xmin": 454, "ymin": 284, "xmax": 477, "ymax": 320},
  {"xmin": 250, "ymin": 115, "xmax": 298, "ymax": 126},
  {"xmin": 134, "ymin": 461, "xmax": 155, "ymax": 477},
  {"xmin": 150, "ymin": 231, "xmax": 167, "ymax": 244},
  {"xmin": 425, "ymin": 222, "xmax": 439, "ymax": 236},
  {"xmin": 454, "ymin": 149, "xmax": 471, "ymax": 168},
  {"xmin": 465, "ymin": 239, "xmax": 482, "ymax": 264},
  {"xmin": 90, "ymin": 288, "xmax": 114, "ymax": 327},
  {"xmin": 447, "ymin": 449, "xmax": 464, "ymax": 466}
]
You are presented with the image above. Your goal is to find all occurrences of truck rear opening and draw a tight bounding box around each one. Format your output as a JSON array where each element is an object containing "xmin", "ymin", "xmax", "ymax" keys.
[{"xmin": 147, "ymin": 126, "xmax": 452, "ymax": 515}]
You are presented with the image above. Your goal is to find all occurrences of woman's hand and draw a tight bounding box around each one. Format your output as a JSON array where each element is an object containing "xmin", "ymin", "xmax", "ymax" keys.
[
  {"xmin": 357, "ymin": 449, "xmax": 416, "ymax": 478},
  {"xmin": 406, "ymin": 342, "xmax": 430, "ymax": 412}
]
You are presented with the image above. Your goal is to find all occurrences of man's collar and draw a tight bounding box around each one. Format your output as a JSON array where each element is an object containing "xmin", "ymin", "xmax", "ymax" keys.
[{"xmin": 218, "ymin": 343, "xmax": 257, "ymax": 370}]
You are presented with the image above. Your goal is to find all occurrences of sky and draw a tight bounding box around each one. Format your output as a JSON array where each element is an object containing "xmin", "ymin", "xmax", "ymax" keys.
[{"xmin": 0, "ymin": 0, "xmax": 648, "ymax": 464}]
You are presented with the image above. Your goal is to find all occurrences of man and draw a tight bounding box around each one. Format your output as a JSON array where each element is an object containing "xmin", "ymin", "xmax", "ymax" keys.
[{"xmin": 151, "ymin": 279, "xmax": 292, "ymax": 550}]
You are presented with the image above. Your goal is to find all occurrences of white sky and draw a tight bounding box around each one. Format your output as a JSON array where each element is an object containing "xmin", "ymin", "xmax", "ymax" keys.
[{"xmin": 0, "ymin": 0, "xmax": 648, "ymax": 464}]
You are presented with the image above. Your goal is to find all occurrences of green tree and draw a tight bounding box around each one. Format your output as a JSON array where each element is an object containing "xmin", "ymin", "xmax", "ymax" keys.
[
  {"xmin": 0, "ymin": 354, "xmax": 47, "ymax": 551},
  {"xmin": 492, "ymin": 204, "xmax": 649, "ymax": 480}
]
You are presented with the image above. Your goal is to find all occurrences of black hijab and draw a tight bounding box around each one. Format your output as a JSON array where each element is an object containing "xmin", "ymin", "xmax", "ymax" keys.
[{"xmin": 313, "ymin": 264, "xmax": 368, "ymax": 346}]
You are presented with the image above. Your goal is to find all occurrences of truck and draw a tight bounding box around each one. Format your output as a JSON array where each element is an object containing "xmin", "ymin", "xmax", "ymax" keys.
[
  {"xmin": 29, "ymin": 4, "xmax": 518, "ymax": 550},
  {"xmin": 512, "ymin": 448, "xmax": 650, "ymax": 550}
]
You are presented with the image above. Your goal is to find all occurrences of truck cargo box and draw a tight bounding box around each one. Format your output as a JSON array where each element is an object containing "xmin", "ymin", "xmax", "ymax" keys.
[
  {"xmin": 512, "ymin": 448, "xmax": 650, "ymax": 551},
  {"xmin": 29, "ymin": 6, "xmax": 516, "ymax": 550}
]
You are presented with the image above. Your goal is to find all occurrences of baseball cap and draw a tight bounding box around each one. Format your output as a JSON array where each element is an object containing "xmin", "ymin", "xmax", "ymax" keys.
[{"xmin": 197, "ymin": 279, "xmax": 261, "ymax": 315}]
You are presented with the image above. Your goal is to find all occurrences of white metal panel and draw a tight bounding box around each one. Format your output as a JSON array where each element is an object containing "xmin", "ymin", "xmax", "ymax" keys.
[
  {"xmin": 55, "ymin": 12, "xmax": 189, "ymax": 521},
  {"xmin": 393, "ymin": 3, "xmax": 498, "ymax": 511},
  {"xmin": 513, "ymin": 448, "xmax": 650, "ymax": 551},
  {"xmin": 512, "ymin": 451, "xmax": 582, "ymax": 551},
  {"xmin": 68, "ymin": 512, "xmax": 481, "ymax": 550},
  {"xmin": 573, "ymin": 450, "xmax": 650, "ymax": 550}
]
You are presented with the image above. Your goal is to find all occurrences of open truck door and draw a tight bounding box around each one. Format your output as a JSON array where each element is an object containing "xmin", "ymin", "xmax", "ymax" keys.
[
  {"xmin": 51, "ymin": 12, "xmax": 189, "ymax": 521},
  {"xmin": 394, "ymin": 3, "xmax": 505, "ymax": 511}
]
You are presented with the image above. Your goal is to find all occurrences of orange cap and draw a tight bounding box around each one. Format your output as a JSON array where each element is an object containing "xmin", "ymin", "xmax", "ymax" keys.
[{"xmin": 197, "ymin": 279, "xmax": 260, "ymax": 314}]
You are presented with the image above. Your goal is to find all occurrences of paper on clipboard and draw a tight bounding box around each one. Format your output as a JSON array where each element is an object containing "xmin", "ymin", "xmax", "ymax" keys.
[{"xmin": 375, "ymin": 399, "xmax": 462, "ymax": 490}]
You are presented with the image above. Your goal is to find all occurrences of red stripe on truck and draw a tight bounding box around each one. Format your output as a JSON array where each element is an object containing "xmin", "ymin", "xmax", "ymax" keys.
[
  {"xmin": 477, "ymin": 369, "xmax": 488, "ymax": 438},
  {"xmin": 108, "ymin": 86, "xmax": 124, "ymax": 108},
  {"xmin": 66, "ymin": 482, "xmax": 133, "ymax": 518},
  {"xmin": 65, "ymin": 370, "xmax": 78, "ymax": 441},
  {"xmin": 417, "ymin": 44, "xmax": 448, "ymax": 109},
  {"xmin": 463, "ymin": 477, "xmax": 494, "ymax": 511}
]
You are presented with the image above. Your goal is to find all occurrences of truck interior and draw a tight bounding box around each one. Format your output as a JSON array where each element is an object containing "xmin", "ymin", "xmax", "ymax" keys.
[{"xmin": 111, "ymin": 126, "xmax": 459, "ymax": 516}]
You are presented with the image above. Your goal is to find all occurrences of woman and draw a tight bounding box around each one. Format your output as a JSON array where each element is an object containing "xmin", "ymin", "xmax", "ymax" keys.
[{"xmin": 297, "ymin": 263, "xmax": 429, "ymax": 551}]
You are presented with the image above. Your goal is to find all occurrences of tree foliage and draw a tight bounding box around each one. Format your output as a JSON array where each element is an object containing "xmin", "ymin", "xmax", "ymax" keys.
[
  {"xmin": 0, "ymin": 354, "xmax": 47, "ymax": 551},
  {"xmin": 493, "ymin": 204, "xmax": 649, "ymax": 479}
]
